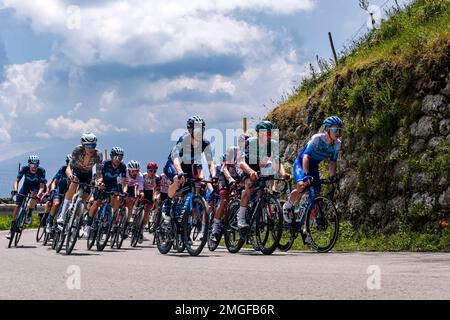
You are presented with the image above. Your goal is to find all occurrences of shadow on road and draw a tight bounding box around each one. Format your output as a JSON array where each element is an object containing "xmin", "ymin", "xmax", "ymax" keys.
[{"xmin": 7, "ymin": 245, "xmax": 38, "ymax": 249}]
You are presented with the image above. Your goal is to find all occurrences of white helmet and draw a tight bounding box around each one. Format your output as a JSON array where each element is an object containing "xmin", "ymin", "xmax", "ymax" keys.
[
  {"xmin": 127, "ymin": 160, "xmax": 140, "ymax": 171},
  {"xmin": 81, "ymin": 132, "xmax": 97, "ymax": 145}
]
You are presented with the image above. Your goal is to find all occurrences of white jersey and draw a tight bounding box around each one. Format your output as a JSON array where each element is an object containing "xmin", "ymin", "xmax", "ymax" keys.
[
  {"xmin": 143, "ymin": 173, "xmax": 160, "ymax": 191},
  {"xmin": 159, "ymin": 173, "xmax": 170, "ymax": 194},
  {"xmin": 124, "ymin": 172, "xmax": 143, "ymax": 192}
]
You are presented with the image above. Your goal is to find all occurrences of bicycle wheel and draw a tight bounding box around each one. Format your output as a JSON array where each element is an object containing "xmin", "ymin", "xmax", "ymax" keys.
[
  {"xmin": 96, "ymin": 206, "xmax": 113, "ymax": 251},
  {"xmin": 14, "ymin": 210, "xmax": 27, "ymax": 247},
  {"xmin": 278, "ymin": 206, "xmax": 296, "ymax": 252},
  {"xmin": 175, "ymin": 222, "xmax": 185, "ymax": 253},
  {"xmin": 207, "ymin": 209, "xmax": 222, "ymax": 252},
  {"xmin": 43, "ymin": 230, "xmax": 50, "ymax": 246},
  {"xmin": 8, "ymin": 221, "xmax": 16, "ymax": 248},
  {"xmin": 78, "ymin": 212, "xmax": 87, "ymax": 239},
  {"xmin": 36, "ymin": 214, "xmax": 46, "ymax": 242},
  {"xmin": 224, "ymin": 200, "xmax": 244, "ymax": 254},
  {"xmin": 255, "ymin": 194, "xmax": 283, "ymax": 255},
  {"xmin": 306, "ymin": 197, "xmax": 339, "ymax": 253},
  {"xmin": 182, "ymin": 196, "xmax": 208, "ymax": 256},
  {"xmin": 130, "ymin": 209, "xmax": 142, "ymax": 247},
  {"xmin": 156, "ymin": 220, "xmax": 174, "ymax": 254},
  {"xmin": 116, "ymin": 208, "xmax": 128, "ymax": 249},
  {"xmin": 55, "ymin": 223, "xmax": 66, "ymax": 253},
  {"xmin": 86, "ymin": 215, "xmax": 98, "ymax": 250},
  {"xmin": 52, "ymin": 228, "xmax": 59, "ymax": 250},
  {"xmin": 65, "ymin": 200, "xmax": 83, "ymax": 255}
]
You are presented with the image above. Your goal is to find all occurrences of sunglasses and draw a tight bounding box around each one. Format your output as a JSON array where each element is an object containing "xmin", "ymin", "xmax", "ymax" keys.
[
  {"xmin": 330, "ymin": 128, "xmax": 342, "ymax": 133},
  {"xmin": 112, "ymin": 156, "xmax": 123, "ymax": 161},
  {"xmin": 29, "ymin": 164, "xmax": 39, "ymax": 168},
  {"xmin": 147, "ymin": 169, "xmax": 156, "ymax": 172},
  {"xmin": 84, "ymin": 144, "xmax": 97, "ymax": 149},
  {"xmin": 129, "ymin": 170, "xmax": 139, "ymax": 175}
]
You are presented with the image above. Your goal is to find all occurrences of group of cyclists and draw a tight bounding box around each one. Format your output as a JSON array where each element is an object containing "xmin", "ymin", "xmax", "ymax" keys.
[{"xmin": 5, "ymin": 114, "xmax": 344, "ymax": 255}]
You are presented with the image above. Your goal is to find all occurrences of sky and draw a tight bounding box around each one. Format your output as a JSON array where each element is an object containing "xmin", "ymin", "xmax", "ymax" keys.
[{"xmin": 0, "ymin": 0, "xmax": 412, "ymax": 196}]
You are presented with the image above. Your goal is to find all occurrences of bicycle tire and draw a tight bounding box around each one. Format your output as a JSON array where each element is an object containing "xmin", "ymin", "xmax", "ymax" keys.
[
  {"xmin": 183, "ymin": 196, "xmax": 208, "ymax": 256},
  {"xmin": 116, "ymin": 208, "xmax": 128, "ymax": 249},
  {"xmin": 224, "ymin": 200, "xmax": 245, "ymax": 254},
  {"xmin": 156, "ymin": 220, "xmax": 174, "ymax": 254},
  {"xmin": 65, "ymin": 200, "xmax": 83, "ymax": 255},
  {"xmin": 130, "ymin": 208, "xmax": 144, "ymax": 247},
  {"xmin": 96, "ymin": 205, "xmax": 113, "ymax": 251},
  {"xmin": 305, "ymin": 197, "xmax": 339, "ymax": 253},
  {"xmin": 255, "ymin": 193, "xmax": 283, "ymax": 255},
  {"xmin": 36, "ymin": 214, "xmax": 46, "ymax": 242},
  {"xmin": 86, "ymin": 215, "xmax": 98, "ymax": 250}
]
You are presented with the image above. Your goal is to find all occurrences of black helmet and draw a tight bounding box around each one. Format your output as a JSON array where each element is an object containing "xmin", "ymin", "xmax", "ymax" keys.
[{"xmin": 187, "ymin": 116, "xmax": 205, "ymax": 129}]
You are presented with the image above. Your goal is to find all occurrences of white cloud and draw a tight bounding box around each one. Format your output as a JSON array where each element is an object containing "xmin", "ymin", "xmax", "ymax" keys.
[
  {"xmin": 67, "ymin": 102, "xmax": 82, "ymax": 116},
  {"xmin": 99, "ymin": 89, "xmax": 116, "ymax": 112},
  {"xmin": 210, "ymin": 76, "xmax": 235, "ymax": 96},
  {"xmin": 44, "ymin": 116, "xmax": 124, "ymax": 138},
  {"xmin": 2, "ymin": 0, "xmax": 314, "ymax": 66}
]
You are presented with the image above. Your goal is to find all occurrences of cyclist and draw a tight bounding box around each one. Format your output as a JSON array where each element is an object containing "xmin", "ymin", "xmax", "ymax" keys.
[
  {"xmin": 238, "ymin": 121, "xmax": 290, "ymax": 228},
  {"xmin": 210, "ymin": 146, "xmax": 243, "ymax": 243},
  {"xmin": 44, "ymin": 154, "xmax": 72, "ymax": 233},
  {"xmin": 162, "ymin": 115, "xmax": 216, "ymax": 240},
  {"xmin": 149, "ymin": 171, "xmax": 169, "ymax": 231},
  {"xmin": 123, "ymin": 160, "xmax": 143, "ymax": 238},
  {"xmin": 84, "ymin": 147, "xmax": 127, "ymax": 237},
  {"xmin": 205, "ymin": 156, "xmax": 222, "ymax": 220},
  {"xmin": 140, "ymin": 162, "xmax": 161, "ymax": 243},
  {"xmin": 58, "ymin": 133, "xmax": 103, "ymax": 227},
  {"xmin": 6, "ymin": 155, "xmax": 47, "ymax": 239},
  {"xmin": 282, "ymin": 116, "xmax": 343, "ymax": 223}
]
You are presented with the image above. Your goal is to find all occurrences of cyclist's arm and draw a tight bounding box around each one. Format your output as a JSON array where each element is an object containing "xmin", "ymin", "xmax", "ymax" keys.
[
  {"xmin": 50, "ymin": 178, "xmax": 58, "ymax": 191},
  {"xmin": 12, "ymin": 178, "xmax": 20, "ymax": 192},
  {"xmin": 121, "ymin": 177, "xmax": 127, "ymax": 193},
  {"xmin": 240, "ymin": 161, "xmax": 256, "ymax": 175},
  {"xmin": 172, "ymin": 157, "xmax": 184, "ymax": 175},
  {"xmin": 329, "ymin": 161, "xmax": 337, "ymax": 178},
  {"xmin": 222, "ymin": 165, "xmax": 234, "ymax": 183},
  {"xmin": 207, "ymin": 163, "xmax": 216, "ymax": 179},
  {"xmin": 66, "ymin": 164, "xmax": 73, "ymax": 180},
  {"xmin": 39, "ymin": 182, "xmax": 46, "ymax": 195},
  {"xmin": 302, "ymin": 154, "xmax": 311, "ymax": 175}
]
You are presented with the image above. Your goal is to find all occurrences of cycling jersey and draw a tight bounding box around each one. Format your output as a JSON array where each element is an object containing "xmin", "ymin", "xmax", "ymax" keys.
[
  {"xmin": 164, "ymin": 133, "xmax": 213, "ymax": 181},
  {"xmin": 300, "ymin": 133, "xmax": 341, "ymax": 162},
  {"xmin": 242, "ymin": 137, "xmax": 280, "ymax": 173},
  {"xmin": 102, "ymin": 160, "xmax": 126, "ymax": 189},
  {"xmin": 293, "ymin": 133, "xmax": 341, "ymax": 190},
  {"xmin": 70, "ymin": 145, "xmax": 103, "ymax": 174},
  {"xmin": 124, "ymin": 171, "xmax": 143, "ymax": 191},
  {"xmin": 53, "ymin": 165, "xmax": 69, "ymax": 197},
  {"xmin": 17, "ymin": 166, "xmax": 47, "ymax": 187},
  {"xmin": 159, "ymin": 173, "xmax": 170, "ymax": 194},
  {"xmin": 16, "ymin": 166, "xmax": 47, "ymax": 204},
  {"xmin": 143, "ymin": 173, "xmax": 161, "ymax": 191}
]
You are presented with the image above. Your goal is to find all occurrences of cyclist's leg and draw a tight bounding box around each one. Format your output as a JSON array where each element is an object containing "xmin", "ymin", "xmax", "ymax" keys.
[
  {"xmin": 26, "ymin": 188, "xmax": 39, "ymax": 223},
  {"xmin": 238, "ymin": 176, "xmax": 254, "ymax": 228}
]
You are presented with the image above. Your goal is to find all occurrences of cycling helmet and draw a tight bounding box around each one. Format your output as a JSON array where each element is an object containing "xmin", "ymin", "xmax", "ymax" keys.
[
  {"xmin": 110, "ymin": 146, "xmax": 124, "ymax": 157},
  {"xmin": 147, "ymin": 162, "xmax": 158, "ymax": 170},
  {"xmin": 255, "ymin": 120, "xmax": 274, "ymax": 132},
  {"xmin": 66, "ymin": 154, "xmax": 72, "ymax": 163},
  {"xmin": 187, "ymin": 116, "xmax": 205, "ymax": 129},
  {"xmin": 28, "ymin": 155, "xmax": 40, "ymax": 165},
  {"xmin": 81, "ymin": 132, "xmax": 97, "ymax": 145},
  {"xmin": 127, "ymin": 160, "xmax": 140, "ymax": 171},
  {"xmin": 323, "ymin": 116, "xmax": 344, "ymax": 129}
]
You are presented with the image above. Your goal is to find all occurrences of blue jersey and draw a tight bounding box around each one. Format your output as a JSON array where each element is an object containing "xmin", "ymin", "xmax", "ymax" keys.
[
  {"xmin": 53, "ymin": 165, "xmax": 68, "ymax": 190},
  {"xmin": 17, "ymin": 166, "xmax": 47, "ymax": 188},
  {"xmin": 300, "ymin": 133, "xmax": 341, "ymax": 163},
  {"xmin": 101, "ymin": 160, "xmax": 126, "ymax": 186}
]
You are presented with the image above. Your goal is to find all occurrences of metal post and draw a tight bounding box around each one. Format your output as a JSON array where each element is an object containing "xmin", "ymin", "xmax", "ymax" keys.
[
  {"xmin": 328, "ymin": 32, "xmax": 338, "ymax": 65},
  {"xmin": 105, "ymin": 149, "xmax": 107, "ymax": 161},
  {"xmin": 243, "ymin": 117, "xmax": 247, "ymax": 133}
]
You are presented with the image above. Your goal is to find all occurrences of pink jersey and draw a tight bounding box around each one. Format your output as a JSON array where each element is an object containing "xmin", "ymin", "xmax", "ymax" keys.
[
  {"xmin": 143, "ymin": 173, "xmax": 160, "ymax": 191},
  {"xmin": 125, "ymin": 172, "xmax": 143, "ymax": 191}
]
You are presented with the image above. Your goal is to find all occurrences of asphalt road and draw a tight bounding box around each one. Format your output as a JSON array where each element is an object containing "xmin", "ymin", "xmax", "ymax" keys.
[{"xmin": 1, "ymin": 230, "xmax": 450, "ymax": 300}]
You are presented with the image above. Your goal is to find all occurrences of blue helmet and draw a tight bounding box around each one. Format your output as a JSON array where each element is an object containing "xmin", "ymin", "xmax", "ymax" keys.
[
  {"xmin": 28, "ymin": 155, "xmax": 40, "ymax": 165},
  {"xmin": 323, "ymin": 116, "xmax": 344, "ymax": 129}
]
